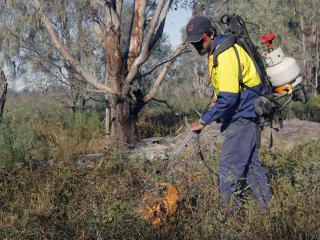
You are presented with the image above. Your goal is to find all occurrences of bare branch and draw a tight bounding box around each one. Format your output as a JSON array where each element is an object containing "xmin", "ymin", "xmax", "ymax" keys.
[
  {"xmin": 125, "ymin": 0, "xmax": 167, "ymax": 91},
  {"xmin": 6, "ymin": 28, "xmax": 65, "ymax": 71},
  {"xmin": 137, "ymin": 0, "xmax": 166, "ymax": 63},
  {"xmin": 31, "ymin": 0, "xmax": 115, "ymax": 95},
  {"xmin": 144, "ymin": 43, "xmax": 187, "ymax": 103},
  {"xmin": 127, "ymin": 0, "xmax": 147, "ymax": 71},
  {"xmin": 136, "ymin": 50, "xmax": 191, "ymax": 79},
  {"xmin": 149, "ymin": 0, "xmax": 173, "ymax": 50}
]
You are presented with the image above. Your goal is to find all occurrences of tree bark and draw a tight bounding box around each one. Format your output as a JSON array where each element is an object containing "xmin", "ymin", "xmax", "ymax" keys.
[
  {"xmin": 109, "ymin": 83, "xmax": 145, "ymax": 143},
  {"xmin": 316, "ymin": 27, "xmax": 319, "ymax": 94},
  {"xmin": 110, "ymin": 98, "xmax": 136, "ymax": 144},
  {"xmin": 0, "ymin": 71, "xmax": 8, "ymax": 117}
]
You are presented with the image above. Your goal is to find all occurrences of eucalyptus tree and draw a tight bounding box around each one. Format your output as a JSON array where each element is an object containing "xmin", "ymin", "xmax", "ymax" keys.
[{"xmin": 1, "ymin": 0, "xmax": 190, "ymax": 143}]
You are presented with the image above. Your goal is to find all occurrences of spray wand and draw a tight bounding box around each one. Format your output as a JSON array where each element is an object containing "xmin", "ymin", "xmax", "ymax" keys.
[{"xmin": 155, "ymin": 100, "xmax": 212, "ymax": 175}]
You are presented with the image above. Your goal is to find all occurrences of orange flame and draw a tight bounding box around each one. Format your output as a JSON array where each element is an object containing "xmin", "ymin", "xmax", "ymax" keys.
[{"xmin": 143, "ymin": 185, "xmax": 180, "ymax": 225}]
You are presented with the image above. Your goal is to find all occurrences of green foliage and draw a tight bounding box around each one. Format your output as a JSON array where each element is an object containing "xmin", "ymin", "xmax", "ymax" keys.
[
  {"xmin": 0, "ymin": 115, "xmax": 42, "ymax": 168},
  {"xmin": 283, "ymin": 94, "xmax": 320, "ymax": 122}
]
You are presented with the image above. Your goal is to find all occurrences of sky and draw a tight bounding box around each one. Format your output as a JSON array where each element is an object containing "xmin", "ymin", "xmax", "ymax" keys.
[{"xmin": 164, "ymin": 8, "xmax": 192, "ymax": 48}]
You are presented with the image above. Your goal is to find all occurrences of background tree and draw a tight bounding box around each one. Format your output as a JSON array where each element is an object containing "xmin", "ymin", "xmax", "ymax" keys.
[{"xmin": 1, "ymin": 0, "xmax": 190, "ymax": 143}]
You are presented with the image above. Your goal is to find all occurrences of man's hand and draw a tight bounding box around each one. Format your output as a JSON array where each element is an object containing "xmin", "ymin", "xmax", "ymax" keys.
[{"xmin": 191, "ymin": 120, "xmax": 205, "ymax": 133}]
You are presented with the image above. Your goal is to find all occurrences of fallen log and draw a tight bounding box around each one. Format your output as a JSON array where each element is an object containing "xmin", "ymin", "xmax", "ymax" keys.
[{"xmin": 73, "ymin": 119, "xmax": 320, "ymax": 166}]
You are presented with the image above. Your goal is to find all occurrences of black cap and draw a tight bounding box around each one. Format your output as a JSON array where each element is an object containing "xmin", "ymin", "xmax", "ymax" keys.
[{"xmin": 186, "ymin": 16, "xmax": 213, "ymax": 43}]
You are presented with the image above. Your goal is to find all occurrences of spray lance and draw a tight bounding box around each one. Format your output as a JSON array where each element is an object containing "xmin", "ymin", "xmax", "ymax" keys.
[{"xmin": 155, "ymin": 99, "xmax": 213, "ymax": 175}]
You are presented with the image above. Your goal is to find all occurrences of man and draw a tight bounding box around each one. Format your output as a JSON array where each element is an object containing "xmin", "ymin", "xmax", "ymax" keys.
[{"xmin": 185, "ymin": 16, "xmax": 272, "ymax": 211}]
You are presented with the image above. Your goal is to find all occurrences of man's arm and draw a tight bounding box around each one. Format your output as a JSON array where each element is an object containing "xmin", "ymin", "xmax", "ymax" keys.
[
  {"xmin": 193, "ymin": 48, "xmax": 241, "ymax": 129},
  {"xmin": 200, "ymin": 92, "xmax": 238, "ymax": 125}
]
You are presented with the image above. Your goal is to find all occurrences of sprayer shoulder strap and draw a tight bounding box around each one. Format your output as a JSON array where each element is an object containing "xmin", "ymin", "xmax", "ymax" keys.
[
  {"xmin": 213, "ymin": 34, "xmax": 271, "ymax": 93},
  {"xmin": 232, "ymin": 46, "xmax": 278, "ymax": 105},
  {"xmin": 212, "ymin": 34, "xmax": 239, "ymax": 67},
  {"xmin": 213, "ymin": 40, "xmax": 259, "ymax": 94},
  {"xmin": 232, "ymin": 45, "xmax": 262, "ymax": 95}
]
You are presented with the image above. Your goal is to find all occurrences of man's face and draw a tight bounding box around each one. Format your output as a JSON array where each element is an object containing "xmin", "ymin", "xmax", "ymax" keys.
[{"xmin": 191, "ymin": 32, "xmax": 213, "ymax": 55}]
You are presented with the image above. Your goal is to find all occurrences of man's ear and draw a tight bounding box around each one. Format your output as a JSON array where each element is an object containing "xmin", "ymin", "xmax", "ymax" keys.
[{"xmin": 209, "ymin": 29, "xmax": 215, "ymax": 39}]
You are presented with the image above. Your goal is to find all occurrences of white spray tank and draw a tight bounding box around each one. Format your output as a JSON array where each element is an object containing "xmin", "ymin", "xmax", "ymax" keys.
[
  {"xmin": 260, "ymin": 33, "xmax": 303, "ymax": 94},
  {"xmin": 264, "ymin": 47, "xmax": 303, "ymax": 90}
]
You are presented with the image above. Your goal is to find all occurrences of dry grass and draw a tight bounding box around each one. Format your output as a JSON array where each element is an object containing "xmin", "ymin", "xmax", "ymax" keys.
[
  {"xmin": 1, "ymin": 96, "xmax": 320, "ymax": 239},
  {"xmin": 1, "ymin": 141, "xmax": 319, "ymax": 239}
]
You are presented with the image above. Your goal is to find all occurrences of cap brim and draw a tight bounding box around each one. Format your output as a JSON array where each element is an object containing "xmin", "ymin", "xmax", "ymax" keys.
[{"xmin": 185, "ymin": 34, "xmax": 203, "ymax": 43}]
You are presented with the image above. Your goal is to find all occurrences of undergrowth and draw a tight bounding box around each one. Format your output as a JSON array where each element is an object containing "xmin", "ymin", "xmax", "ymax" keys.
[
  {"xmin": 1, "ymin": 141, "xmax": 319, "ymax": 239},
  {"xmin": 0, "ymin": 95, "xmax": 319, "ymax": 239}
]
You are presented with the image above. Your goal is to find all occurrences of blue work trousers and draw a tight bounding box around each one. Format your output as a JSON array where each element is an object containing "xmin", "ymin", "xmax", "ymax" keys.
[{"xmin": 219, "ymin": 117, "xmax": 272, "ymax": 211}]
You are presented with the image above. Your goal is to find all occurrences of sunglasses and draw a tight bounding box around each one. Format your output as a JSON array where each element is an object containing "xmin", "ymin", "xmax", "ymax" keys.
[{"xmin": 192, "ymin": 33, "xmax": 208, "ymax": 52}]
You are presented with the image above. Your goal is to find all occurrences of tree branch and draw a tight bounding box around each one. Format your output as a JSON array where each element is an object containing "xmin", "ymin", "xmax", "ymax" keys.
[
  {"xmin": 127, "ymin": 0, "xmax": 147, "ymax": 71},
  {"xmin": 31, "ymin": 0, "xmax": 115, "ymax": 95},
  {"xmin": 124, "ymin": 0, "xmax": 167, "ymax": 90},
  {"xmin": 6, "ymin": 28, "xmax": 65, "ymax": 72},
  {"xmin": 144, "ymin": 43, "xmax": 187, "ymax": 102},
  {"xmin": 136, "ymin": 49, "xmax": 191, "ymax": 79},
  {"xmin": 149, "ymin": 0, "xmax": 173, "ymax": 51}
]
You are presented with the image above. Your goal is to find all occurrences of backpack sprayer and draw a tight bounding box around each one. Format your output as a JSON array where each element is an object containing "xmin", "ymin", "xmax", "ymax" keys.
[{"xmin": 261, "ymin": 33, "xmax": 307, "ymax": 108}]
